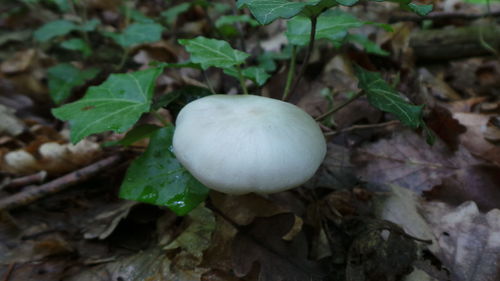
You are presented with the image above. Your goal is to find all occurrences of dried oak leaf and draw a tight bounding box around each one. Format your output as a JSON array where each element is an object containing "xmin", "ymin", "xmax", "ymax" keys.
[
  {"xmin": 232, "ymin": 213, "xmax": 326, "ymax": 281},
  {"xmin": 453, "ymin": 113, "xmax": 500, "ymax": 165},
  {"xmin": 423, "ymin": 201, "xmax": 500, "ymax": 281},
  {"xmin": 352, "ymin": 130, "xmax": 480, "ymax": 193}
]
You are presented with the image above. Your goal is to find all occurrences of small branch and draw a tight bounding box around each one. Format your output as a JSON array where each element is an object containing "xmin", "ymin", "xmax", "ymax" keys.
[
  {"xmin": 236, "ymin": 65, "xmax": 249, "ymax": 95},
  {"xmin": 281, "ymin": 46, "xmax": 297, "ymax": 101},
  {"xmin": 0, "ymin": 155, "xmax": 121, "ymax": 212},
  {"xmin": 315, "ymin": 91, "xmax": 366, "ymax": 121},
  {"xmin": 1, "ymin": 171, "xmax": 47, "ymax": 190},
  {"xmin": 323, "ymin": 120, "xmax": 400, "ymax": 136},
  {"xmin": 2, "ymin": 263, "xmax": 15, "ymax": 281},
  {"xmin": 288, "ymin": 16, "xmax": 318, "ymax": 99}
]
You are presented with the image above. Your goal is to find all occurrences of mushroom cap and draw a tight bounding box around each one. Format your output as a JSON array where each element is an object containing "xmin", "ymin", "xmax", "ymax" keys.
[{"xmin": 172, "ymin": 95, "xmax": 326, "ymax": 194}]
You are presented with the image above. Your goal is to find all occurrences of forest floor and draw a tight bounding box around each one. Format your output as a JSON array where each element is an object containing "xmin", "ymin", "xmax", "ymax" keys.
[{"xmin": 1, "ymin": 0, "xmax": 500, "ymax": 280}]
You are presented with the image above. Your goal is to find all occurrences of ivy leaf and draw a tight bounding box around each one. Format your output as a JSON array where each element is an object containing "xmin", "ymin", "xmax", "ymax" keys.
[
  {"xmin": 407, "ymin": 3, "xmax": 433, "ymax": 16},
  {"xmin": 119, "ymin": 126, "xmax": 209, "ymax": 216},
  {"xmin": 52, "ymin": 67, "xmax": 163, "ymax": 143},
  {"xmin": 354, "ymin": 65, "xmax": 423, "ymax": 129},
  {"xmin": 237, "ymin": 0, "xmax": 309, "ymax": 25},
  {"xmin": 60, "ymin": 38, "xmax": 92, "ymax": 57},
  {"xmin": 104, "ymin": 124, "xmax": 161, "ymax": 147},
  {"xmin": 107, "ymin": 23, "xmax": 163, "ymax": 47},
  {"xmin": 215, "ymin": 15, "xmax": 260, "ymax": 37},
  {"xmin": 161, "ymin": 2, "xmax": 191, "ymax": 25},
  {"xmin": 178, "ymin": 36, "xmax": 249, "ymax": 69},
  {"xmin": 47, "ymin": 63, "xmax": 99, "ymax": 104},
  {"xmin": 224, "ymin": 66, "xmax": 270, "ymax": 86},
  {"xmin": 80, "ymin": 18, "xmax": 101, "ymax": 31},
  {"xmin": 346, "ymin": 34, "xmax": 389, "ymax": 56},
  {"xmin": 34, "ymin": 20, "xmax": 78, "ymax": 42},
  {"xmin": 286, "ymin": 9, "xmax": 364, "ymax": 46},
  {"xmin": 215, "ymin": 15, "xmax": 260, "ymax": 28}
]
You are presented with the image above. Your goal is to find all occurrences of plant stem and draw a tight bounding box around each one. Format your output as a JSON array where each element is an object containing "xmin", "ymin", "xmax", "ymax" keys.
[
  {"xmin": 282, "ymin": 46, "xmax": 297, "ymax": 101},
  {"xmin": 288, "ymin": 15, "xmax": 318, "ymax": 99},
  {"xmin": 203, "ymin": 71, "xmax": 216, "ymax": 95},
  {"xmin": 236, "ymin": 65, "xmax": 249, "ymax": 95},
  {"xmin": 116, "ymin": 48, "xmax": 130, "ymax": 71},
  {"xmin": 315, "ymin": 91, "xmax": 366, "ymax": 121},
  {"xmin": 151, "ymin": 111, "xmax": 170, "ymax": 127}
]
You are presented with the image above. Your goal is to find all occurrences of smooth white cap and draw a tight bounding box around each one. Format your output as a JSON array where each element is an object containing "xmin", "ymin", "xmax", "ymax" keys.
[{"xmin": 173, "ymin": 95, "xmax": 326, "ymax": 194}]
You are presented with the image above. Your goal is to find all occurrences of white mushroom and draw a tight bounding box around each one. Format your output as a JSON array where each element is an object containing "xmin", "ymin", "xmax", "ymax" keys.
[{"xmin": 172, "ymin": 95, "xmax": 326, "ymax": 194}]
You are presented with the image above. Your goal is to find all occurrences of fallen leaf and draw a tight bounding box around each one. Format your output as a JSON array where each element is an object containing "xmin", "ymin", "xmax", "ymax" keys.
[
  {"xmin": 210, "ymin": 192, "xmax": 288, "ymax": 226},
  {"xmin": 82, "ymin": 201, "xmax": 138, "ymax": 240},
  {"xmin": 423, "ymin": 201, "xmax": 500, "ymax": 281},
  {"xmin": 0, "ymin": 49, "xmax": 36, "ymax": 74},
  {"xmin": 0, "ymin": 104, "xmax": 25, "ymax": 136},
  {"xmin": 232, "ymin": 213, "xmax": 326, "ymax": 281},
  {"xmin": 352, "ymin": 130, "xmax": 480, "ymax": 193},
  {"xmin": 424, "ymin": 164, "xmax": 500, "ymax": 211},
  {"xmin": 164, "ymin": 205, "xmax": 216, "ymax": 269},
  {"xmin": 453, "ymin": 112, "xmax": 500, "ymax": 165}
]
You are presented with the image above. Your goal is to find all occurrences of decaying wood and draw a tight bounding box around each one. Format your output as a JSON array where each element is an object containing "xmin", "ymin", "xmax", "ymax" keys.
[
  {"xmin": 389, "ymin": 10, "xmax": 500, "ymax": 23},
  {"xmin": 410, "ymin": 25, "xmax": 500, "ymax": 61}
]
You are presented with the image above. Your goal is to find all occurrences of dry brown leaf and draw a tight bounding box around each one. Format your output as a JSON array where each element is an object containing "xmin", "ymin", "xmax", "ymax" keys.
[
  {"xmin": 0, "ymin": 49, "xmax": 36, "ymax": 74},
  {"xmin": 423, "ymin": 201, "xmax": 500, "ymax": 281},
  {"xmin": 352, "ymin": 130, "xmax": 480, "ymax": 193},
  {"xmin": 231, "ymin": 213, "xmax": 326, "ymax": 281},
  {"xmin": 1, "ymin": 139, "xmax": 102, "ymax": 175},
  {"xmin": 453, "ymin": 112, "xmax": 500, "ymax": 165},
  {"xmin": 0, "ymin": 104, "xmax": 25, "ymax": 136},
  {"xmin": 210, "ymin": 192, "xmax": 289, "ymax": 226}
]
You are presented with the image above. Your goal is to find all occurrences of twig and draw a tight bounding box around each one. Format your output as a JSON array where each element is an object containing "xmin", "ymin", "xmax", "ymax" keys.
[
  {"xmin": 1, "ymin": 171, "xmax": 47, "ymax": 190},
  {"xmin": 2, "ymin": 263, "xmax": 15, "ymax": 281},
  {"xmin": 315, "ymin": 91, "xmax": 366, "ymax": 121},
  {"xmin": 288, "ymin": 16, "xmax": 318, "ymax": 99},
  {"xmin": 323, "ymin": 120, "xmax": 400, "ymax": 136},
  {"xmin": 0, "ymin": 155, "xmax": 121, "ymax": 211}
]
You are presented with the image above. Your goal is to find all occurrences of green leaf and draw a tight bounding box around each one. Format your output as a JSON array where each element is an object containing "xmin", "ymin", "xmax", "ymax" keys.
[
  {"xmin": 178, "ymin": 36, "xmax": 249, "ymax": 70},
  {"xmin": 104, "ymin": 124, "xmax": 161, "ymax": 147},
  {"xmin": 407, "ymin": 3, "xmax": 433, "ymax": 16},
  {"xmin": 161, "ymin": 2, "xmax": 191, "ymax": 25},
  {"xmin": 47, "ymin": 0, "xmax": 71, "ymax": 12},
  {"xmin": 119, "ymin": 126, "xmax": 209, "ymax": 215},
  {"xmin": 108, "ymin": 23, "xmax": 163, "ymax": 47},
  {"xmin": 121, "ymin": 6, "xmax": 155, "ymax": 23},
  {"xmin": 354, "ymin": 65, "xmax": 423, "ymax": 129},
  {"xmin": 47, "ymin": 63, "xmax": 99, "ymax": 104},
  {"xmin": 286, "ymin": 9, "xmax": 364, "ymax": 46},
  {"xmin": 80, "ymin": 18, "xmax": 101, "ymax": 31},
  {"xmin": 52, "ymin": 67, "xmax": 163, "ymax": 143},
  {"xmin": 335, "ymin": 0, "xmax": 359, "ymax": 6},
  {"xmin": 215, "ymin": 15, "xmax": 260, "ymax": 37},
  {"xmin": 34, "ymin": 19, "xmax": 78, "ymax": 42},
  {"xmin": 237, "ymin": 0, "xmax": 308, "ymax": 25},
  {"xmin": 346, "ymin": 34, "xmax": 389, "ymax": 56},
  {"xmin": 215, "ymin": 15, "xmax": 260, "ymax": 28},
  {"xmin": 60, "ymin": 38, "xmax": 92, "ymax": 57}
]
